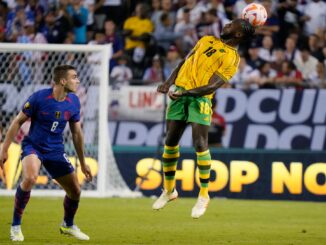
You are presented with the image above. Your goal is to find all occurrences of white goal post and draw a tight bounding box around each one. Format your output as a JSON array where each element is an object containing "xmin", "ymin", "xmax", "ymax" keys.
[{"xmin": 0, "ymin": 43, "xmax": 137, "ymax": 197}]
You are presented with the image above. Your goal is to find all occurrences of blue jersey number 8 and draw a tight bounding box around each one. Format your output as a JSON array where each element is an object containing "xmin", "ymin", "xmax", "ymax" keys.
[{"xmin": 51, "ymin": 121, "xmax": 59, "ymax": 132}]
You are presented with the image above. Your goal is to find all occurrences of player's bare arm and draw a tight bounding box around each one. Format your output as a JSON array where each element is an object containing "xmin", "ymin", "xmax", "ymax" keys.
[
  {"xmin": 170, "ymin": 73, "xmax": 226, "ymax": 99},
  {"xmin": 157, "ymin": 50, "xmax": 196, "ymax": 94},
  {"xmin": 69, "ymin": 121, "xmax": 93, "ymax": 182},
  {"xmin": 0, "ymin": 111, "xmax": 29, "ymax": 171}
]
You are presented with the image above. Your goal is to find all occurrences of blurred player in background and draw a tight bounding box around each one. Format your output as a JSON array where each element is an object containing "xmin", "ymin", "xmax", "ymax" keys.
[
  {"xmin": 208, "ymin": 97, "xmax": 226, "ymax": 148},
  {"xmin": 0, "ymin": 65, "xmax": 92, "ymax": 241},
  {"xmin": 153, "ymin": 19, "xmax": 255, "ymax": 218}
]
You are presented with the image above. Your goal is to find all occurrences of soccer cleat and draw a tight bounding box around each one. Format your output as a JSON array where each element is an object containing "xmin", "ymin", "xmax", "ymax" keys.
[
  {"xmin": 60, "ymin": 222, "xmax": 90, "ymax": 241},
  {"xmin": 10, "ymin": 225, "xmax": 24, "ymax": 241},
  {"xmin": 152, "ymin": 189, "xmax": 178, "ymax": 210},
  {"xmin": 191, "ymin": 196, "xmax": 210, "ymax": 219}
]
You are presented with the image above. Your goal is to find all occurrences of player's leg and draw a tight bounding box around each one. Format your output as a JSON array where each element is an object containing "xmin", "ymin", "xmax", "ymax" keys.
[
  {"xmin": 11, "ymin": 154, "xmax": 41, "ymax": 241},
  {"xmin": 152, "ymin": 120, "xmax": 187, "ymax": 210},
  {"xmin": 163, "ymin": 96, "xmax": 188, "ymax": 193},
  {"xmin": 153, "ymin": 95, "xmax": 188, "ymax": 210},
  {"xmin": 56, "ymin": 172, "xmax": 81, "ymax": 226},
  {"xmin": 192, "ymin": 123, "xmax": 211, "ymax": 198},
  {"xmin": 163, "ymin": 120, "xmax": 187, "ymax": 192},
  {"xmin": 191, "ymin": 123, "xmax": 211, "ymax": 218},
  {"xmin": 55, "ymin": 172, "xmax": 89, "ymax": 241},
  {"xmin": 188, "ymin": 97, "xmax": 212, "ymax": 218},
  {"xmin": 42, "ymin": 151, "xmax": 89, "ymax": 241}
]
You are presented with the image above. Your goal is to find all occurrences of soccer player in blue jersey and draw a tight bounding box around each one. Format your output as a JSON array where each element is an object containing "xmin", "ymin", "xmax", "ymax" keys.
[{"xmin": 0, "ymin": 65, "xmax": 93, "ymax": 241}]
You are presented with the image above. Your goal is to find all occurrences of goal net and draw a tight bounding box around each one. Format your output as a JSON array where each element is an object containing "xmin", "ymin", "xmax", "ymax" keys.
[{"xmin": 0, "ymin": 43, "xmax": 136, "ymax": 197}]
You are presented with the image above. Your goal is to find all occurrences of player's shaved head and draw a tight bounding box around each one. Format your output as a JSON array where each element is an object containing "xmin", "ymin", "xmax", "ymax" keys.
[{"xmin": 53, "ymin": 65, "xmax": 76, "ymax": 84}]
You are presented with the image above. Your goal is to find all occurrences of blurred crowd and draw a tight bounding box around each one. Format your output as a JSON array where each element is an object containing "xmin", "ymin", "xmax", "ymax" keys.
[{"xmin": 0, "ymin": 0, "xmax": 326, "ymax": 88}]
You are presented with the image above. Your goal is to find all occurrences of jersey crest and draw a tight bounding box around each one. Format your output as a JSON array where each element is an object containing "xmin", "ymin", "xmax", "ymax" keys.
[{"xmin": 55, "ymin": 111, "xmax": 61, "ymax": 119}]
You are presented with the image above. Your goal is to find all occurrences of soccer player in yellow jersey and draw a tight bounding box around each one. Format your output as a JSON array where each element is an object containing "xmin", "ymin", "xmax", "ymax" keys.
[{"xmin": 152, "ymin": 19, "xmax": 255, "ymax": 218}]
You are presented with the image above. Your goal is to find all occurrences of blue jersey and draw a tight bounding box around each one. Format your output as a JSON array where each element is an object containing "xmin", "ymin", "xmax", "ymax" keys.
[{"xmin": 22, "ymin": 88, "xmax": 80, "ymax": 152}]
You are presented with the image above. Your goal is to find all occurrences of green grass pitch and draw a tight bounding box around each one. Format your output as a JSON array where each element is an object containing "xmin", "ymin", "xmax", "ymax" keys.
[{"xmin": 0, "ymin": 197, "xmax": 325, "ymax": 245}]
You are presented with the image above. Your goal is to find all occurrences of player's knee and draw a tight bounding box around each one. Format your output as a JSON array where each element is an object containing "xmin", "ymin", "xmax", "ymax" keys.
[
  {"xmin": 69, "ymin": 186, "xmax": 81, "ymax": 199},
  {"xmin": 22, "ymin": 175, "xmax": 38, "ymax": 188}
]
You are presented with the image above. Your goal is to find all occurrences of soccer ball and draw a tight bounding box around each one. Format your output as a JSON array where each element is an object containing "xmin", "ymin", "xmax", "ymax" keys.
[{"xmin": 241, "ymin": 3, "xmax": 267, "ymax": 27}]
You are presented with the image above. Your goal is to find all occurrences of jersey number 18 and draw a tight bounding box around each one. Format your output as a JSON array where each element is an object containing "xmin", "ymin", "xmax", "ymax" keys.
[{"xmin": 203, "ymin": 47, "xmax": 216, "ymax": 57}]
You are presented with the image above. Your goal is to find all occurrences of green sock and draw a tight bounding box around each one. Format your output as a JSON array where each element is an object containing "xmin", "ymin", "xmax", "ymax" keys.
[
  {"xmin": 162, "ymin": 145, "xmax": 179, "ymax": 193},
  {"xmin": 196, "ymin": 150, "xmax": 211, "ymax": 198}
]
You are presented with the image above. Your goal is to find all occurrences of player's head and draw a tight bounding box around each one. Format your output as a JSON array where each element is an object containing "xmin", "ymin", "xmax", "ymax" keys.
[
  {"xmin": 53, "ymin": 65, "xmax": 79, "ymax": 93},
  {"xmin": 220, "ymin": 19, "xmax": 255, "ymax": 44}
]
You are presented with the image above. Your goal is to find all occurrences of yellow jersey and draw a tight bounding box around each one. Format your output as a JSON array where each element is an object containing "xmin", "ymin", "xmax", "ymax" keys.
[
  {"xmin": 175, "ymin": 36, "xmax": 240, "ymax": 98},
  {"xmin": 123, "ymin": 16, "xmax": 154, "ymax": 50}
]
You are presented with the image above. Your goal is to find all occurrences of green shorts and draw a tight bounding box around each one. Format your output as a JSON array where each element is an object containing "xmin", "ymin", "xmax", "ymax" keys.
[{"xmin": 166, "ymin": 87, "xmax": 212, "ymax": 126}]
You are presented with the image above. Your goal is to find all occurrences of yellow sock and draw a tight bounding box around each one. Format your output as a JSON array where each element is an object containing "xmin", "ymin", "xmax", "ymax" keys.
[
  {"xmin": 196, "ymin": 150, "xmax": 211, "ymax": 198},
  {"xmin": 162, "ymin": 145, "xmax": 179, "ymax": 193}
]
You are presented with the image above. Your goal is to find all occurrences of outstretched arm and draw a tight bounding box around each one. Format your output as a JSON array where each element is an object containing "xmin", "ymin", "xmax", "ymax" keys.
[
  {"xmin": 0, "ymin": 112, "xmax": 28, "ymax": 172},
  {"xmin": 169, "ymin": 73, "xmax": 226, "ymax": 99},
  {"xmin": 69, "ymin": 121, "xmax": 92, "ymax": 181}
]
